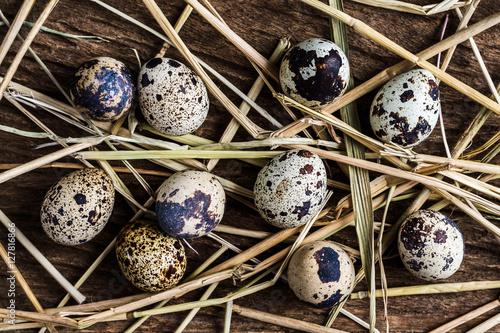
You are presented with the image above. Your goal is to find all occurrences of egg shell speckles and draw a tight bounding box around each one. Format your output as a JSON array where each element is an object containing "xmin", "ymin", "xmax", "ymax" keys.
[
  {"xmin": 156, "ymin": 170, "xmax": 226, "ymax": 239},
  {"xmin": 138, "ymin": 58, "xmax": 209, "ymax": 136},
  {"xmin": 398, "ymin": 210, "xmax": 464, "ymax": 281},
  {"xmin": 70, "ymin": 57, "xmax": 135, "ymax": 122},
  {"xmin": 279, "ymin": 38, "xmax": 349, "ymax": 109},
  {"xmin": 115, "ymin": 220, "xmax": 187, "ymax": 292},
  {"xmin": 254, "ymin": 149, "xmax": 327, "ymax": 228},
  {"xmin": 40, "ymin": 168, "xmax": 115, "ymax": 246},
  {"xmin": 287, "ymin": 241, "xmax": 355, "ymax": 308},
  {"xmin": 370, "ymin": 69, "xmax": 440, "ymax": 148}
]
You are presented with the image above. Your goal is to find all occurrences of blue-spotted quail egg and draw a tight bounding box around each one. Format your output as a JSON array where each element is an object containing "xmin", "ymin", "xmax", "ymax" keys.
[
  {"xmin": 70, "ymin": 57, "xmax": 135, "ymax": 121},
  {"xmin": 40, "ymin": 168, "xmax": 115, "ymax": 245},
  {"xmin": 398, "ymin": 210, "xmax": 464, "ymax": 281},
  {"xmin": 279, "ymin": 38, "xmax": 349, "ymax": 109},
  {"xmin": 138, "ymin": 58, "xmax": 209, "ymax": 136},
  {"xmin": 254, "ymin": 149, "xmax": 327, "ymax": 228},
  {"xmin": 370, "ymin": 69, "xmax": 440, "ymax": 147},
  {"xmin": 115, "ymin": 220, "xmax": 187, "ymax": 292},
  {"xmin": 288, "ymin": 241, "xmax": 355, "ymax": 308},
  {"xmin": 156, "ymin": 170, "xmax": 226, "ymax": 239}
]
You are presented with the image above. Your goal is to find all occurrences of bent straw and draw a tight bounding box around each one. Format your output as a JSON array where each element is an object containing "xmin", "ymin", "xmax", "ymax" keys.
[{"xmin": 0, "ymin": 209, "xmax": 86, "ymax": 304}]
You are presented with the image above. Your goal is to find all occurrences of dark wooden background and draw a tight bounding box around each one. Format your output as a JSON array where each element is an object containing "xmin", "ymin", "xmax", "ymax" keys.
[{"xmin": 1, "ymin": 0, "xmax": 500, "ymax": 332}]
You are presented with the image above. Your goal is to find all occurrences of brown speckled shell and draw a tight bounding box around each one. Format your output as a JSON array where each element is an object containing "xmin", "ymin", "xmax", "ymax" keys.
[
  {"xmin": 115, "ymin": 220, "xmax": 187, "ymax": 292},
  {"xmin": 287, "ymin": 241, "xmax": 355, "ymax": 308},
  {"xmin": 70, "ymin": 57, "xmax": 135, "ymax": 122},
  {"xmin": 370, "ymin": 69, "xmax": 440, "ymax": 147},
  {"xmin": 254, "ymin": 149, "xmax": 328, "ymax": 228},
  {"xmin": 279, "ymin": 38, "xmax": 349, "ymax": 109},
  {"xmin": 156, "ymin": 170, "xmax": 226, "ymax": 239},
  {"xmin": 40, "ymin": 168, "xmax": 115, "ymax": 245},
  {"xmin": 138, "ymin": 58, "xmax": 209, "ymax": 136},
  {"xmin": 398, "ymin": 210, "xmax": 464, "ymax": 281}
]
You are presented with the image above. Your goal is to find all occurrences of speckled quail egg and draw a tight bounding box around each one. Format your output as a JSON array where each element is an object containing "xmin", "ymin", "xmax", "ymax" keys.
[
  {"xmin": 254, "ymin": 149, "xmax": 328, "ymax": 229},
  {"xmin": 156, "ymin": 170, "xmax": 226, "ymax": 239},
  {"xmin": 40, "ymin": 168, "xmax": 115, "ymax": 245},
  {"xmin": 288, "ymin": 241, "xmax": 355, "ymax": 308},
  {"xmin": 279, "ymin": 38, "xmax": 349, "ymax": 109},
  {"xmin": 370, "ymin": 69, "xmax": 440, "ymax": 147},
  {"xmin": 115, "ymin": 219, "xmax": 187, "ymax": 292},
  {"xmin": 398, "ymin": 210, "xmax": 464, "ymax": 281},
  {"xmin": 138, "ymin": 57, "xmax": 209, "ymax": 136},
  {"xmin": 70, "ymin": 57, "xmax": 135, "ymax": 122}
]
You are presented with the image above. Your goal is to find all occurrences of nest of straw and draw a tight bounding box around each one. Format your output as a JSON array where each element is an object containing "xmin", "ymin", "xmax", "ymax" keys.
[{"xmin": 0, "ymin": 0, "xmax": 499, "ymax": 332}]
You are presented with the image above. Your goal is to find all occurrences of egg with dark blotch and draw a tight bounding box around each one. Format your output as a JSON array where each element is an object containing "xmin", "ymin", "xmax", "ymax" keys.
[
  {"xmin": 254, "ymin": 149, "xmax": 327, "ymax": 229},
  {"xmin": 279, "ymin": 38, "xmax": 349, "ymax": 109},
  {"xmin": 115, "ymin": 220, "xmax": 187, "ymax": 292},
  {"xmin": 40, "ymin": 168, "xmax": 115, "ymax": 245},
  {"xmin": 156, "ymin": 170, "xmax": 225, "ymax": 239},
  {"xmin": 370, "ymin": 69, "xmax": 441, "ymax": 147},
  {"xmin": 70, "ymin": 57, "xmax": 135, "ymax": 122},
  {"xmin": 398, "ymin": 210, "xmax": 464, "ymax": 281},
  {"xmin": 287, "ymin": 241, "xmax": 355, "ymax": 308},
  {"xmin": 138, "ymin": 57, "xmax": 209, "ymax": 136}
]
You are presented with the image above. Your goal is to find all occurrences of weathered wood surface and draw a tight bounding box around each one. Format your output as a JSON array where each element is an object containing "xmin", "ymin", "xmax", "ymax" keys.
[{"xmin": 0, "ymin": 0, "xmax": 499, "ymax": 332}]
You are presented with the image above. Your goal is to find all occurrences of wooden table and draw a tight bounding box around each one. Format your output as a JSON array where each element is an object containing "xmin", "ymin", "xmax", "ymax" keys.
[{"xmin": 1, "ymin": 0, "xmax": 500, "ymax": 332}]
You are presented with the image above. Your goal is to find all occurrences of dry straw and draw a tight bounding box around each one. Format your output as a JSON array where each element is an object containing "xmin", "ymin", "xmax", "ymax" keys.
[
  {"xmin": 351, "ymin": 0, "xmax": 472, "ymax": 15},
  {"xmin": 0, "ymin": 0, "xmax": 36, "ymax": 66},
  {"xmin": 1, "ymin": 0, "xmax": 500, "ymax": 331},
  {"xmin": 329, "ymin": 0, "xmax": 376, "ymax": 330}
]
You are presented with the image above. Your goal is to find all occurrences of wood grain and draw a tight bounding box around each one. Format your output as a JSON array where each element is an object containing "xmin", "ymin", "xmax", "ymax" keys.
[{"xmin": 0, "ymin": 0, "xmax": 499, "ymax": 332}]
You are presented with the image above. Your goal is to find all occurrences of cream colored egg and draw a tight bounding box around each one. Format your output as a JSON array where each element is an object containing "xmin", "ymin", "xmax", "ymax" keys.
[
  {"xmin": 398, "ymin": 210, "xmax": 464, "ymax": 281},
  {"xmin": 40, "ymin": 168, "xmax": 115, "ymax": 245},
  {"xmin": 254, "ymin": 149, "xmax": 327, "ymax": 228},
  {"xmin": 288, "ymin": 241, "xmax": 355, "ymax": 308},
  {"xmin": 370, "ymin": 69, "xmax": 440, "ymax": 147},
  {"xmin": 156, "ymin": 170, "xmax": 226, "ymax": 238},
  {"xmin": 138, "ymin": 57, "xmax": 209, "ymax": 136},
  {"xmin": 115, "ymin": 220, "xmax": 187, "ymax": 292},
  {"xmin": 280, "ymin": 38, "xmax": 349, "ymax": 109}
]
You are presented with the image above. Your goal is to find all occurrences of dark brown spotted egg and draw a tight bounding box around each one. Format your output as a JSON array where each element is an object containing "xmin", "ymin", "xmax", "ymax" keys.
[
  {"xmin": 115, "ymin": 220, "xmax": 187, "ymax": 292},
  {"xmin": 138, "ymin": 58, "xmax": 209, "ymax": 136},
  {"xmin": 40, "ymin": 168, "xmax": 115, "ymax": 245},
  {"xmin": 156, "ymin": 170, "xmax": 225, "ymax": 239},
  {"xmin": 254, "ymin": 149, "xmax": 327, "ymax": 229},
  {"xmin": 279, "ymin": 38, "xmax": 349, "ymax": 109},
  {"xmin": 370, "ymin": 69, "xmax": 440, "ymax": 147},
  {"xmin": 398, "ymin": 210, "xmax": 464, "ymax": 281},
  {"xmin": 288, "ymin": 241, "xmax": 355, "ymax": 308},
  {"xmin": 70, "ymin": 57, "xmax": 135, "ymax": 122}
]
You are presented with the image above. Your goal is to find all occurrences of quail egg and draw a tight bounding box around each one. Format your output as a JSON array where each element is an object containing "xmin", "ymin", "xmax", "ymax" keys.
[
  {"xmin": 370, "ymin": 69, "xmax": 441, "ymax": 147},
  {"xmin": 115, "ymin": 219, "xmax": 187, "ymax": 292},
  {"xmin": 288, "ymin": 241, "xmax": 355, "ymax": 308},
  {"xmin": 254, "ymin": 149, "xmax": 328, "ymax": 228},
  {"xmin": 398, "ymin": 209, "xmax": 464, "ymax": 281},
  {"xmin": 138, "ymin": 57, "xmax": 209, "ymax": 136},
  {"xmin": 40, "ymin": 168, "xmax": 115, "ymax": 245},
  {"xmin": 70, "ymin": 57, "xmax": 135, "ymax": 122},
  {"xmin": 279, "ymin": 38, "xmax": 349, "ymax": 109},
  {"xmin": 156, "ymin": 170, "xmax": 226, "ymax": 238}
]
